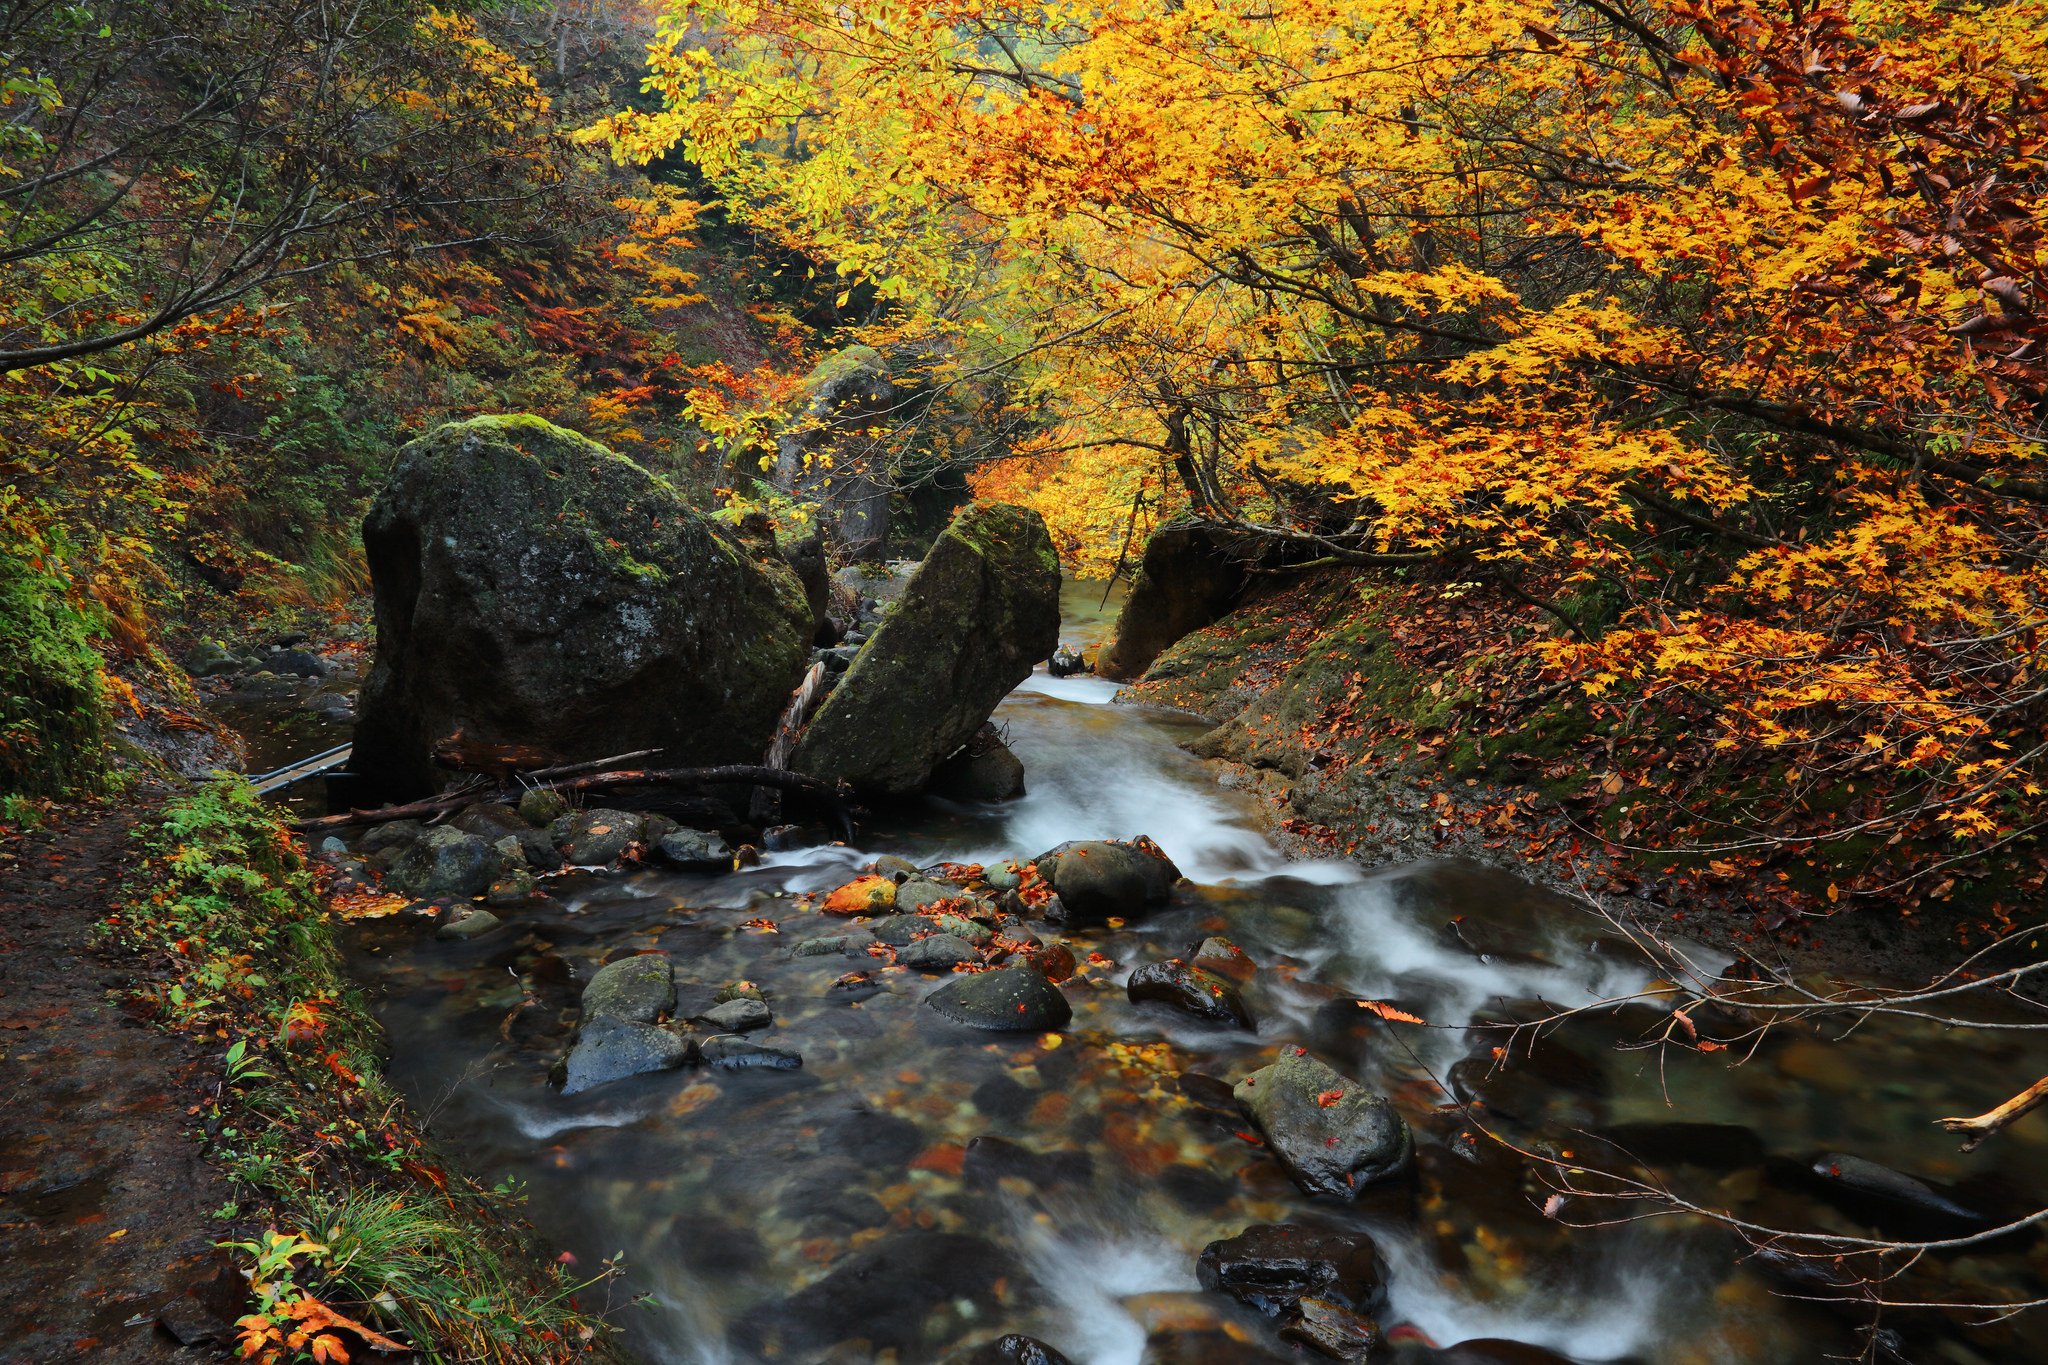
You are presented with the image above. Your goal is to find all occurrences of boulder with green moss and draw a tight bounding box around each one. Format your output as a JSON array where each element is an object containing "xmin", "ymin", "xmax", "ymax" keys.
[
  {"xmin": 351, "ymin": 416, "xmax": 812, "ymax": 798},
  {"xmin": 791, "ymin": 503, "xmax": 1059, "ymax": 796}
]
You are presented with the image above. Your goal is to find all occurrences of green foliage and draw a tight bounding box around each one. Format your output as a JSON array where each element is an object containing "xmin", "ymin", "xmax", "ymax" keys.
[
  {"xmin": 113, "ymin": 779, "xmax": 620, "ymax": 1362},
  {"xmin": 0, "ymin": 523, "xmax": 108, "ymax": 798}
]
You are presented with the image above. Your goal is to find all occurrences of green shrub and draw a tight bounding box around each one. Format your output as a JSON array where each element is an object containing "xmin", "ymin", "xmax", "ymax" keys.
[{"xmin": 0, "ymin": 531, "xmax": 108, "ymax": 798}]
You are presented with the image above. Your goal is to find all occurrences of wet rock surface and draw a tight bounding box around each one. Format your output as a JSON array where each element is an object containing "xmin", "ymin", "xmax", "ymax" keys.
[
  {"xmin": 1197, "ymin": 1224, "xmax": 1387, "ymax": 1318},
  {"xmin": 926, "ymin": 967, "xmax": 1072, "ymax": 1031},
  {"xmin": 1128, "ymin": 958, "xmax": 1253, "ymax": 1028},
  {"xmin": 1234, "ymin": 1051, "xmax": 1413, "ymax": 1197},
  {"xmin": 561, "ymin": 1016, "xmax": 690, "ymax": 1095},
  {"xmin": 351, "ymin": 414, "xmax": 811, "ymax": 799},
  {"xmin": 1030, "ymin": 837, "xmax": 1180, "ymax": 921},
  {"xmin": 792, "ymin": 502, "xmax": 1060, "ymax": 795}
]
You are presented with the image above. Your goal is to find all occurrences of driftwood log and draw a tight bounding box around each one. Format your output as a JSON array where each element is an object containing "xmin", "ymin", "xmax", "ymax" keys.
[{"xmin": 293, "ymin": 761, "xmax": 854, "ymax": 840}]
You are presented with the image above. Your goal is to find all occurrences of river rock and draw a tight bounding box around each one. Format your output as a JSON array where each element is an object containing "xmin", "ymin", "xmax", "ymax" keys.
[
  {"xmin": 1128, "ymin": 959, "xmax": 1252, "ymax": 1028},
  {"xmin": 926, "ymin": 967, "xmax": 1072, "ymax": 1031},
  {"xmin": 1096, "ymin": 522, "xmax": 1254, "ymax": 681},
  {"xmin": 434, "ymin": 907, "xmax": 503, "ymax": 941},
  {"xmin": 898, "ymin": 933, "xmax": 981, "ymax": 972},
  {"xmin": 550, "ymin": 808, "xmax": 644, "ymax": 865},
  {"xmin": 1279, "ymin": 1298, "xmax": 1379, "ymax": 1361},
  {"xmin": 696, "ymin": 998, "xmax": 773, "ymax": 1033},
  {"xmin": 483, "ymin": 870, "xmax": 534, "ymax": 906},
  {"xmin": 518, "ymin": 787, "xmax": 570, "ymax": 826},
  {"xmin": 582, "ymin": 954, "xmax": 675, "ymax": 1024},
  {"xmin": 961, "ymin": 1335, "xmax": 1075, "ymax": 1365},
  {"xmin": 867, "ymin": 915, "xmax": 925, "ymax": 947},
  {"xmin": 698, "ymin": 1036, "xmax": 802, "ymax": 1071},
  {"xmin": 931, "ymin": 727, "xmax": 1027, "ymax": 802},
  {"xmin": 269, "ymin": 648, "xmax": 331, "ymax": 679},
  {"xmin": 1191, "ymin": 936, "xmax": 1257, "ymax": 984},
  {"xmin": 451, "ymin": 802, "xmax": 526, "ymax": 839},
  {"xmin": 1196, "ymin": 1225, "xmax": 1387, "ymax": 1318},
  {"xmin": 1234, "ymin": 1051, "xmax": 1413, "ymax": 1197},
  {"xmin": 1031, "ymin": 838, "xmax": 1180, "ymax": 920},
  {"xmin": 657, "ymin": 827, "xmax": 732, "ymax": 870},
  {"xmin": 792, "ymin": 929, "xmax": 878, "ymax": 958},
  {"xmin": 562, "ymin": 1016, "xmax": 690, "ymax": 1095},
  {"xmin": 733, "ymin": 1231, "xmax": 1022, "ymax": 1356},
  {"xmin": 387, "ymin": 825, "xmax": 501, "ymax": 899},
  {"xmin": 351, "ymin": 415, "xmax": 811, "ymax": 799},
  {"xmin": 896, "ymin": 879, "xmax": 960, "ymax": 914},
  {"xmin": 791, "ymin": 503, "xmax": 1060, "ymax": 795}
]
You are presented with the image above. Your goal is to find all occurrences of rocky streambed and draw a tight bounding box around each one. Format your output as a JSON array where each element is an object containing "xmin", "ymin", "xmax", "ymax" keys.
[{"xmin": 255, "ymin": 580, "xmax": 2042, "ymax": 1365}]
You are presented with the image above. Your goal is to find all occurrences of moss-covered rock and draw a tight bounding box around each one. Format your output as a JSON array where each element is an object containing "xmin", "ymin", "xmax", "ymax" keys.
[
  {"xmin": 352, "ymin": 416, "xmax": 812, "ymax": 798},
  {"xmin": 1097, "ymin": 521, "xmax": 1256, "ymax": 681},
  {"xmin": 792, "ymin": 502, "xmax": 1059, "ymax": 795}
]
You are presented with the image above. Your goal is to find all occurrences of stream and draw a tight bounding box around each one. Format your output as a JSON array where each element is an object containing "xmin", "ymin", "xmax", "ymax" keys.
[{"xmin": 247, "ymin": 583, "xmax": 2046, "ymax": 1363}]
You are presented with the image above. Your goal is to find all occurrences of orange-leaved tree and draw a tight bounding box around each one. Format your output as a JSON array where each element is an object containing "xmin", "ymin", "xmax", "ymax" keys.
[{"xmin": 589, "ymin": 0, "xmax": 2047, "ymax": 899}]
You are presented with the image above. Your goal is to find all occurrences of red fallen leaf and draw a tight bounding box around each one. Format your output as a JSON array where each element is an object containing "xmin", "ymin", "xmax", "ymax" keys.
[
  {"xmin": 1316, "ymin": 1089, "xmax": 1345, "ymax": 1108},
  {"xmin": 909, "ymin": 1143, "xmax": 967, "ymax": 1176},
  {"xmin": 740, "ymin": 917, "xmax": 779, "ymax": 933},
  {"xmin": 1233, "ymin": 1130, "xmax": 1264, "ymax": 1146}
]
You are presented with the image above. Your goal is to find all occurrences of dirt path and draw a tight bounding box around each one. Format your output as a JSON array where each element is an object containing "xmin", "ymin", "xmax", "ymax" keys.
[{"xmin": 0, "ymin": 800, "xmax": 240, "ymax": 1363}]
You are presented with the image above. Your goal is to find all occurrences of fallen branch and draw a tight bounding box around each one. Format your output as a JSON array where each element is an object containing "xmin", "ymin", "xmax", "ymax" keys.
[
  {"xmin": 1938, "ymin": 1074, "xmax": 2048, "ymax": 1151},
  {"xmin": 293, "ymin": 764, "xmax": 854, "ymax": 840}
]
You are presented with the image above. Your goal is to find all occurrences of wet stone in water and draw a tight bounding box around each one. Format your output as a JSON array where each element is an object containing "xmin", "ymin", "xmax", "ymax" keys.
[
  {"xmin": 898, "ymin": 933, "xmax": 981, "ymax": 972},
  {"xmin": 562, "ymin": 1016, "xmax": 690, "ymax": 1095},
  {"xmin": 1196, "ymin": 1224, "xmax": 1387, "ymax": 1318},
  {"xmin": 657, "ymin": 827, "xmax": 732, "ymax": 870},
  {"xmin": 1128, "ymin": 959, "xmax": 1253, "ymax": 1028},
  {"xmin": 960, "ymin": 1334, "xmax": 1076, "ymax": 1365},
  {"xmin": 925, "ymin": 966, "xmax": 1072, "ymax": 1031},
  {"xmin": 867, "ymin": 914, "xmax": 924, "ymax": 946},
  {"xmin": 696, "ymin": 997, "xmax": 772, "ymax": 1033},
  {"xmin": 581, "ymin": 954, "xmax": 675, "ymax": 1024},
  {"xmin": 791, "ymin": 929, "xmax": 877, "ymax": 957},
  {"xmin": 1278, "ymin": 1297, "xmax": 1380, "ymax": 1361},
  {"xmin": 698, "ymin": 1035, "xmax": 802, "ymax": 1071},
  {"xmin": 1233, "ymin": 1051, "xmax": 1413, "ymax": 1198}
]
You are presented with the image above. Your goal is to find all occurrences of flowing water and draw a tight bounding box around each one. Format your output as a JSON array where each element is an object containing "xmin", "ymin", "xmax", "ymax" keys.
[{"xmin": 321, "ymin": 583, "xmax": 2046, "ymax": 1364}]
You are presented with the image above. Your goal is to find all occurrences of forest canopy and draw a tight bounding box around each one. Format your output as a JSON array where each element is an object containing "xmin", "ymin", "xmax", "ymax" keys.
[{"xmin": 588, "ymin": 0, "xmax": 2048, "ymax": 903}]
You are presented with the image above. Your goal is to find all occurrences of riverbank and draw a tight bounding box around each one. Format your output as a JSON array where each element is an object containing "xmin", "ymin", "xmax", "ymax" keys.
[
  {"xmin": 0, "ymin": 781, "xmax": 621, "ymax": 1362},
  {"xmin": 1113, "ymin": 572, "xmax": 1999, "ymax": 984}
]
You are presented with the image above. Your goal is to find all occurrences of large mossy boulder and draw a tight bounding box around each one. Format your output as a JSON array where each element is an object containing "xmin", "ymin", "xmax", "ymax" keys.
[
  {"xmin": 791, "ymin": 503, "xmax": 1059, "ymax": 795},
  {"xmin": 1096, "ymin": 521, "xmax": 1254, "ymax": 682},
  {"xmin": 351, "ymin": 416, "xmax": 812, "ymax": 799}
]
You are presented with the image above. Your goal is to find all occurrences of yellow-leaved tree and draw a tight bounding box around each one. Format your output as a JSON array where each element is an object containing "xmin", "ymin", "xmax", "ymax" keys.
[{"xmin": 588, "ymin": 0, "xmax": 2048, "ymax": 899}]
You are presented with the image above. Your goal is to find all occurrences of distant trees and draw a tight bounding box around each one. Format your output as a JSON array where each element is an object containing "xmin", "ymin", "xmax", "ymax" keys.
[{"xmin": 0, "ymin": 0, "xmax": 575, "ymax": 374}]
